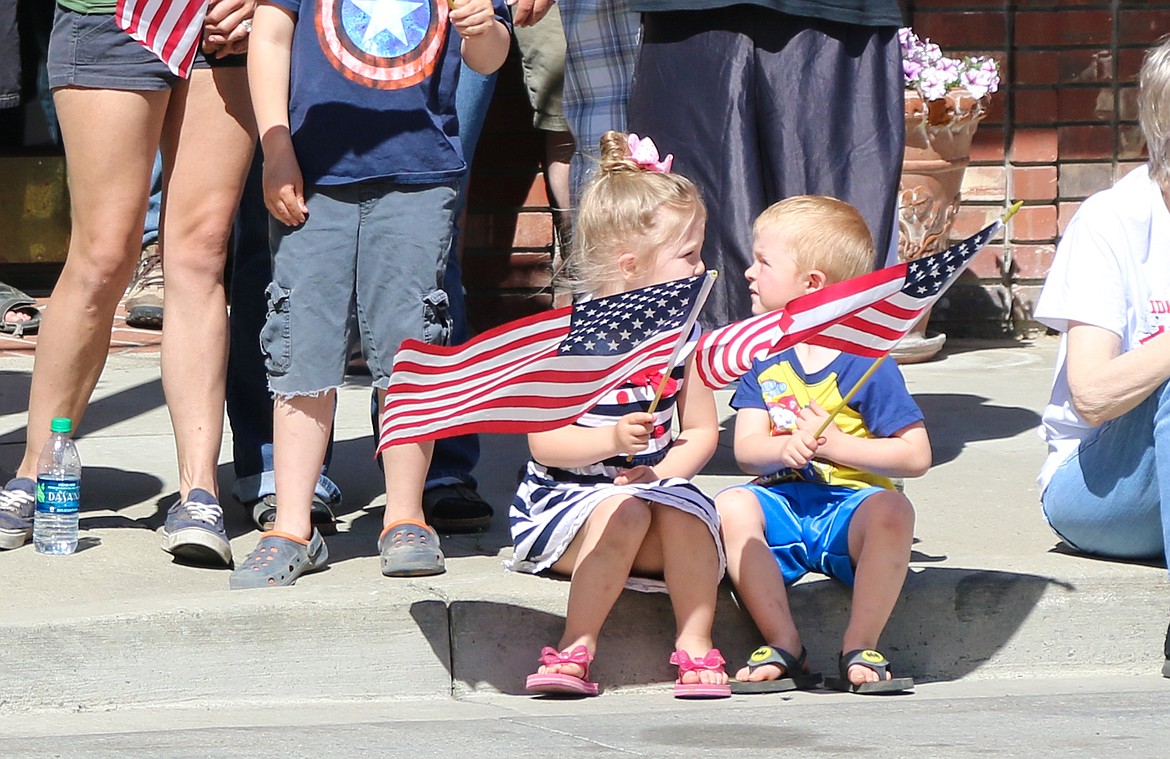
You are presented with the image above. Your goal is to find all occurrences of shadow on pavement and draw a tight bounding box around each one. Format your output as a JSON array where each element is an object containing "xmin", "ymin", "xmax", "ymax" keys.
[
  {"xmin": 422, "ymin": 567, "xmax": 1071, "ymax": 694},
  {"xmin": 915, "ymin": 392, "xmax": 1040, "ymax": 465}
]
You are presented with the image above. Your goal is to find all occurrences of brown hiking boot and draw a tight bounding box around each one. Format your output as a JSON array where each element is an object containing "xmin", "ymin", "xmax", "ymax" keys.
[{"xmin": 124, "ymin": 243, "xmax": 163, "ymax": 329}]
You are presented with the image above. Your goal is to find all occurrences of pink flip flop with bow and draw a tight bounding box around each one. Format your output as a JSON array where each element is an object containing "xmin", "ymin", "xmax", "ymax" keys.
[
  {"xmin": 526, "ymin": 645, "xmax": 600, "ymax": 697},
  {"xmin": 670, "ymin": 648, "xmax": 732, "ymax": 698}
]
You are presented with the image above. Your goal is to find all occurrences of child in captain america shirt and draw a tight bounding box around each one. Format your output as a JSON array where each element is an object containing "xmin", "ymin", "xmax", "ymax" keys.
[
  {"xmin": 230, "ymin": 0, "xmax": 510, "ymax": 589},
  {"xmin": 715, "ymin": 195, "xmax": 932, "ymax": 694}
]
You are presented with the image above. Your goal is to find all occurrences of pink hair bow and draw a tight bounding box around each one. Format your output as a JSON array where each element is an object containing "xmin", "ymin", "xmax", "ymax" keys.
[{"xmin": 627, "ymin": 134, "xmax": 674, "ymax": 173}]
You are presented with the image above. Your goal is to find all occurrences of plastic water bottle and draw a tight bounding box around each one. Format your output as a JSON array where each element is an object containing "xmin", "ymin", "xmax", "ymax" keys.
[{"xmin": 34, "ymin": 417, "xmax": 81, "ymax": 555}]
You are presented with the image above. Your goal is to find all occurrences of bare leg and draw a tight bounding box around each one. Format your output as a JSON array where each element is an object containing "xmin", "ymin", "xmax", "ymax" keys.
[
  {"xmin": 539, "ymin": 495, "xmax": 652, "ymax": 677},
  {"xmin": 17, "ymin": 87, "xmax": 169, "ymax": 478},
  {"xmin": 158, "ymin": 66, "xmax": 255, "ymax": 499},
  {"xmin": 716, "ymin": 487, "xmax": 804, "ymax": 682},
  {"xmin": 842, "ymin": 490, "xmax": 915, "ymax": 685},
  {"xmin": 381, "ymin": 388, "xmax": 435, "ymax": 527},
  {"xmin": 272, "ymin": 392, "xmax": 335, "ymax": 540},
  {"xmin": 633, "ymin": 504, "xmax": 726, "ymax": 686}
]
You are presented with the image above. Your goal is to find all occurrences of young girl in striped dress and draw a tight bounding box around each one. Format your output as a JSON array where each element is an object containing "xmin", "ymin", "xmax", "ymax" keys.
[{"xmin": 510, "ymin": 131, "xmax": 729, "ymax": 698}]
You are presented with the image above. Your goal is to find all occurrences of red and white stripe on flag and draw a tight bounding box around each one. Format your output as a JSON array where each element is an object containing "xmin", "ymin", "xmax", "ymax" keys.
[
  {"xmin": 376, "ymin": 274, "xmax": 713, "ymax": 451},
  {"xmin": 116, "ymin": 0, "xmax": 208, "ymax": 78},
  {"xmin": 695, "ymin": 219, "xmax": 1003, "ymax": 389}
]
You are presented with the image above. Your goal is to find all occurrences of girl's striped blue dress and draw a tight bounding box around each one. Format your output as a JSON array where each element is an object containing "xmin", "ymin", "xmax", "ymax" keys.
[{"xmin": 507, "ymin": 345, "xmax": 725, "ymax": 592}]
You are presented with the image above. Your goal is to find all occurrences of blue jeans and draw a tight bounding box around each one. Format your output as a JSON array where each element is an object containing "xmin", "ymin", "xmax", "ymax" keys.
[
  {"xmin": 143, "ymin": 152, "xmax": 162, "ymax": 246},
  {"xmin": 226, "ymin": 151, "xmax": 341, "ymax": 506},
  {"xmin": 1042, "ymin": 380, "xmax": 1170, "ymax": 573},
  {"xmin": 392, "ymin": 63, "xmax": 497, "ymax": 487}
]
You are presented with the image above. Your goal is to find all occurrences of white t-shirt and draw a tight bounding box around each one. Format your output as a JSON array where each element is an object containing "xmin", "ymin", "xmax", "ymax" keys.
[{"xmin": 1035, "ymin": 165, "xmax": 1170, "ymax": 491}]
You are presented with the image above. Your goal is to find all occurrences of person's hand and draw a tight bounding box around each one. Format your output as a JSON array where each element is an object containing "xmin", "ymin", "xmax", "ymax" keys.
[
  {"xmin": 506, "ymin": 0, "xmax": 554, "ymax": 27},
  {"xmin": 449, "ymin": 0, "xmax": 498, "ymax": 38},
  {"xmin": 614, "ymin": 465, "xmax": 657, "ymax": 485},
  {"xmin": 262, "ymin": 143, "xmax": 308, "ymax": 227},
  {"xmin": 794, "ymin": 399, "xmax": 840, "ymax": 456},
  {"xmin": 203, "ymin": 0, "xmax": 255, "ymax": 56},
  {"xmin": 611, "ymin": 411, "xmax": 654, "ymax": 456},
  {"xmin": 776, "ymin": 428, "xmax": 821, "ymax": 469}
]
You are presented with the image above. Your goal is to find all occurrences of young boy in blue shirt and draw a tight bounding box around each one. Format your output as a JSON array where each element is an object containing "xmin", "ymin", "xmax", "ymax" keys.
[
  {"xmin": 716, "ymin": 196, "xmax": 932, "ymax": 693},
  {"xmin": 230, "ymin": 0, "xmax": 511, "ymax": 588}
]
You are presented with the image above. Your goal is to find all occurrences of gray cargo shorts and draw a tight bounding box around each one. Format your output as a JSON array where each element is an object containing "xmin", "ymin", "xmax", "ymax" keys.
[{"xmin": 262, "ymin": 179, "xmax": 458, "ymax": 395}]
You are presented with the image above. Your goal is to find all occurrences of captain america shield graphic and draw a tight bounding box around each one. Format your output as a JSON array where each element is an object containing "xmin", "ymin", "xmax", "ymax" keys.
[{"xmin": 317, "ymin": 0, "xmax": 449, "ymax": 89}]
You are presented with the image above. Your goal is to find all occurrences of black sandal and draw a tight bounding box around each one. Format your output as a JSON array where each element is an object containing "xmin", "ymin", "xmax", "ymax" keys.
[
  {"xmin": 422, "ymin": 483, "xmax": 493, "ymax": 533},
  {"xmin": 730, "ymin": 645, "xmax": 822, "ymax": 694},
  {"xmin": 0, "ymin": 282, "xmax": 41, "ymax": 337},
  {"xmin": 824, "ymin": 649, "xmax": 914, "ymax": 694}
]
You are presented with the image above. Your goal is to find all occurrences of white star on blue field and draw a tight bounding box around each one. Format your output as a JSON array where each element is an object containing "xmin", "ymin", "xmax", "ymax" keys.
[{"xmin": 343, "ymin": 0, "xmax": 430, "ymax": 57}]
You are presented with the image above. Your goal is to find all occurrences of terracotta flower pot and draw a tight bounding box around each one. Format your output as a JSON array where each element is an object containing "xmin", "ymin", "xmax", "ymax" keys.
[{"xmin": 892, "ymin": 88, "xmax": 988, "ymax": 363}]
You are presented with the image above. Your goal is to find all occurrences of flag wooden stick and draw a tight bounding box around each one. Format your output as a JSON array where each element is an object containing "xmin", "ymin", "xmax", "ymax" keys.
[
  {"xmin": 810, "ymin": 202, "xmax": 1019, "ymax": 439},
  {"xmin": 625, "ymin": 271, "xmax": 718, "ymax": 461},
  {"xmin": 647, "ymin": 271, "xmax": 718, "ymax": 416},
  {"xmin": 813, "ymin": 353, "xmax": 889, "ymax": 438}
]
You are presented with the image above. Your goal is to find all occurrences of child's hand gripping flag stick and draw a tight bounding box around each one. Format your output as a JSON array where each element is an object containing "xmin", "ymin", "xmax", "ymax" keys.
[{"xmin": 625, "ymin": 271, "xmax": 719, "ymax": 461}]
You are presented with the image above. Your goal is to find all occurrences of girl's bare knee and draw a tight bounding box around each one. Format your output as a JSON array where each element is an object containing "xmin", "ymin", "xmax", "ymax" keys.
[{"xmin": 593, "ymin": 496, "xmax": 652, "ymax": 535}]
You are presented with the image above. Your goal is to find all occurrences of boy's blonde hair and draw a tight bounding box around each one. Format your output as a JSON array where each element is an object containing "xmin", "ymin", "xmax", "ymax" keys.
[
  {"xmin": 753, "ymin": 196, "xmax": 875, "ymax": 285},
  {"xmin": 565, "ymin": 131, "xmax": 705, "ymax": 294}
]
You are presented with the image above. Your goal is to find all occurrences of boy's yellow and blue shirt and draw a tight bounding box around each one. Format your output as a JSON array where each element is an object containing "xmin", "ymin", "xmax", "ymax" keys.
[{"xmin": 730, "ymin": 348, "xmax": 924, "ymax": 491}]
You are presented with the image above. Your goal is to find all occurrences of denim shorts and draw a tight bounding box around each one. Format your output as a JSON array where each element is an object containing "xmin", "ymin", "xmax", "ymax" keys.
[
  {"xmin": 47, "ymin": 6, "xmax": 245, "ymax": 91},
  {"xmin": 263, "ymin": 180, "xmax": 458, "ymax": 395},
  {"xmin": 727, "ymin": 481, "xmax": 885, "ymax": 587}
]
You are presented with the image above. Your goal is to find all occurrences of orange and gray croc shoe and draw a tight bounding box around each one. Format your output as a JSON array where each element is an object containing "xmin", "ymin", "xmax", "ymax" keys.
[
  {"xmin": 229, "ymin": 529, "xmax": 328, "ymax": 589},
  {"xmin": 378, "ymin": 520, "xmax": 445, "ymax": 577}
]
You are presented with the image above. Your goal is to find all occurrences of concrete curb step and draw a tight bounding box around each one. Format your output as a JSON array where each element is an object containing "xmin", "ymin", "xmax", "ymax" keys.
[{"xmin": 3, "ymin": 562, "xmax": 1166, "ymax": 714}]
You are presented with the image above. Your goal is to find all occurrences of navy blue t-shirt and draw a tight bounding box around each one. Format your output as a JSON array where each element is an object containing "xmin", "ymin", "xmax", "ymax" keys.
[{"xmin": 267, "ymin": 0, "xmax": 510, "ymax": 185}]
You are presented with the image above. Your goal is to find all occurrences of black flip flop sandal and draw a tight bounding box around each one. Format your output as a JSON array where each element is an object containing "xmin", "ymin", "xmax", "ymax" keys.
[
  {"xmin": 824, "ymin": 649, "xmax": 915, "ymax": 694},
  {"xmin": 0, "ymin": 282, "xmax": 41, "ymax": 337},
  {"xmin": 730, "ymin": 645, "xmax": 823, "ymax": 694}
]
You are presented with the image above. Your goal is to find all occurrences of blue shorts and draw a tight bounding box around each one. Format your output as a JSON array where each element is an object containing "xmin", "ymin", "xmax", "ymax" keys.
[
  {"xmin": 47, "ymin": 6, "xmax": 245, "ymax": 92},
  {"xmin": 729, "ymin": 481, "xmax": 886, "ymax": 586},
  {"xmin": 263, "ymin": 180, "xmax": 458, "ymax": 395}
]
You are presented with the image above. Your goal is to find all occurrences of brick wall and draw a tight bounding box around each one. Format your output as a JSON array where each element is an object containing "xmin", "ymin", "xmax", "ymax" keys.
[
  {"xmin": 910, "ymin": 0, "xmax": 1170, "ymax": 336},
  {"xmin": 461, "ymin": 48, "xmax": 558, "ymax": 335},
  {"xmin": 463, "ymin": 3, "xmax": 1170, "ymax": 336}
]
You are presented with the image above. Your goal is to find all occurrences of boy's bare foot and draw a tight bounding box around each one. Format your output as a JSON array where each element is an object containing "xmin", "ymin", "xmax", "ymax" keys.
[
  {"xmin": 734, "ymin": 644, "xmax": 806, "ymax": 682},
  {"xmin": 824, "ymin": 649, "xmax": 914, "ymax": 694},
  {"xmin": 848, "ymin": 660, "xmax": 892, "ymax": 686}
]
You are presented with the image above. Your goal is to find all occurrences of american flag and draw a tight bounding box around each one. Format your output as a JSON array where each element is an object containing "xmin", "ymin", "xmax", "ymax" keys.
[
  {"xmin": 116, "ymin": 0, "xmax": 207, "ymax": 78},
  {"xmin": 696, "ymin": 220, "xmax": 1003, "ymax": 388},
  {"xmin": 376, "ymin": 273, "xmax": 714, "ymax": 451}
]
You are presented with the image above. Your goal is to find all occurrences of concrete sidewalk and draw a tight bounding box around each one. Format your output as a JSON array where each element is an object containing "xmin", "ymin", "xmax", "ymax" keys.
[{"xmin": 0, "ymin": 337, "xmax": 1166, "ymax": 713}]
